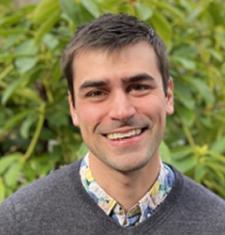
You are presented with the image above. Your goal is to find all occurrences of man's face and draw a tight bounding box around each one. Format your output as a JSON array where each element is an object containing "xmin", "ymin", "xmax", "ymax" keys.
[{"xmin": 69, "ymin": 41, "xmax": 174, "ymax": 173}]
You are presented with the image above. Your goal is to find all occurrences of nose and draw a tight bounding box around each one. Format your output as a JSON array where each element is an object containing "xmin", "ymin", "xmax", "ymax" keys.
[{"xmin": 109, "ymin": 91, "xmax": 136, "ymax": 121}]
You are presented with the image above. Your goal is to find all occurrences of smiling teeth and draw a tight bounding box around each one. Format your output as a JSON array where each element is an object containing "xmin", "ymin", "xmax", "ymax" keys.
[{"xmin": 107, "ymin": 129, "xmax": 142, "ymax": 140}]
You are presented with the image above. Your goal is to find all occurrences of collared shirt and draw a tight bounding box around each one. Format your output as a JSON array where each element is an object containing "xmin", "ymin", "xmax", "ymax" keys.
[{"xmin": 79, "ymin": 155, "xmax": 175, "ymax": 227}]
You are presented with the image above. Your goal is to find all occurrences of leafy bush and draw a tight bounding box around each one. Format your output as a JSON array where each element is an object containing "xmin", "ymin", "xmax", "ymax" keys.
[{"xmin": 0, "ymin": 0, "xmax": 225, "ymax": 202}]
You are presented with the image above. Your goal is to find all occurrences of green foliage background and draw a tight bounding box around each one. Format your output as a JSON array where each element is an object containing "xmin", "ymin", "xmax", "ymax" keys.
[{"xmin": 0, "ymin": 0, "xmax": 225, "ymax": 202}]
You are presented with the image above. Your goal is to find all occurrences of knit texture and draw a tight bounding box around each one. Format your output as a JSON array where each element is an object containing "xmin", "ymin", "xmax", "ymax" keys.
[{"xmin": 0, "ymin": 160, "xmax": 225, "ymax": 235}]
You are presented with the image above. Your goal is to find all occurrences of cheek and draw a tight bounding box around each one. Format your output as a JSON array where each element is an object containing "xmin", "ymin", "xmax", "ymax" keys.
[
  {"xmin": 77, "ymin": 103, "xmax": 107, "ymax": 129},
  {"xmin": 141, "ymin": 101, "xmax": 167, "ymax": 129},
  {"xmin": 137, "ymin": 95, "xmax": 166, "ymax": 117}
]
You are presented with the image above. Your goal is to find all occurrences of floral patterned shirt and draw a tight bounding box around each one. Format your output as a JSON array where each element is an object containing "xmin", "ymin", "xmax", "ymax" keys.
[{"xmin": 79, "ymin": 154, "xmax": 175, "ymax": 227}]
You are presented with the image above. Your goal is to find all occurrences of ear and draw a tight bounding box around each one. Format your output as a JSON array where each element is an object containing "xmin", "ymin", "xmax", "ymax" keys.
[
  {"xmin": 68, "ymin": 93, "xmax": 80, "ymax": 126},
  {"xmin": 165, "ymin": 77, "xmax": 174, "ymax": 115}
]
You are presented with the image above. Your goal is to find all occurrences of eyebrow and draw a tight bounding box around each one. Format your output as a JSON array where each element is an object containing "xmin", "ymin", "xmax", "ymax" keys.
[
  {"xmin": 79, "ymin": 80, "xmax": 109, "ymax": 91},
  {"xmin": 122, "ymin": 73, "xmax": 155, "ymax": 84},
  {"xmin": 78, "ymin": 73, "xmax": 156, "ymax": 91}
]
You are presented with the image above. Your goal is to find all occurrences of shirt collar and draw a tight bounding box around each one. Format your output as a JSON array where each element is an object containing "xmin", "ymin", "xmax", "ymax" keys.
[{"xmin": 79, "ymin": 154, "xmax": 175, "ymax": 226}]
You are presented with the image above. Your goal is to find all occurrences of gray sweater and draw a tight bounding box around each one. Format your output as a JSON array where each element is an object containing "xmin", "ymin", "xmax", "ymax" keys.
[{"xmin": 0, "ymin": 161, "xmax": 225, "ymax": 235}]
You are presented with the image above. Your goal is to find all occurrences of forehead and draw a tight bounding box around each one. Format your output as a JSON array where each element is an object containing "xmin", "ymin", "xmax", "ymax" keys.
[{"xmin": 72, "ymin": 41, "xmax": 162, "ymax": 88}]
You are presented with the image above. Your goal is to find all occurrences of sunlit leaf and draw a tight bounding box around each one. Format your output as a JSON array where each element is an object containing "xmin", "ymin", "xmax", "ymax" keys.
[
  {"xmin": 15, "ymin": 57, "xmax": 38, "ymax": 74},
  {"xmin": 4, "ymin": 160, "xmax": 23, "ymax": 188},
  {"xmin": 60, "ymin": 0, "xmax": 78, "ymax": 22},
  {"xmin": 43, "ymin": 34, "xmax": 59, "ymax": 50},
  {"xmin": 0, "ymin": 178, "xmax": 5, "ymax": 202},
  {"xmin": 32, "ymin": 0, "xmax": 60, "ymax": 24},
  {"xmin": 135, "ymin": 2, "xmax": 153, "ymax": 21},
  {"xmin": 0, "ymin": 153, "xmax": 22, "ymax": 175},
  {"xmin": 80, "ymin": 0, "xmax": 100, "ymax": 18},
  {"xmin": 20, "ymin": 116, "xmax": 36, "ymax": 139}
]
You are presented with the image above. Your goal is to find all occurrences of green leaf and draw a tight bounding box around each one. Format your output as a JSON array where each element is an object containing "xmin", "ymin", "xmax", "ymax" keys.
[
  {"xmin": 206, "ymin": 165, "xmax": 225, "ymax": 186},
  {"xmin": 20, "ymin": 116, "xmax": 36, "ymax": 139},
  {"xmin": 80, "ymin": 0, "xmax": 100, "ymax": 18},
  {"xmin": 15, "ymin": 57, "xmax": 38, "ymax": 74},
  {"xmin": 208, "ymin": 2, "xmax": 224, "ymax": 26},
  {"xmin": 175, "ymin": 82, "xmax": 195, "ymax": 110},
  {"xmin": 0, "ymin": 178, "xmax": 5, "ymax": 203},
  {"xmin": 15, "ymin": 40, "xmax": 38, "ymax": 56},
  {"xmin": 135, "ymin": 2, "xmax": 153, "ymax": 21},
  {"xmin": 77, "ymin": 142, "xmax": 88, "ymax": 159},
  {"xmin": 0, "ymin": 110, "xmax": 33, "ymax": 137},
  {"xmin": 204, "ymin": 180, "xmax": 225, "ymax": 198},
  {"xmin": 194, "ymin": 164, "xmax": 207, "ymax": 182},
  {"xmin": 0, "ymin": 153, "xmax": 22, "ymax": 175},
  {"xmin": 189, "ymin": 79, "xmax": 215, "ymax": 104},
  {"xmin": 177, "ymin": 106, "xmax": 195, "ymax": 127},
  {"xmin": 211, "ymin": 137, "xmax": 225, "ymax": 154},
  {"xmin": 173, "ymin": 56, "xmax": 196, "ymax": 70},
  {"xmin": 4, "ymin": 160, "xmax": 23, "ymax": 188},
  {"xmin": 172, "ymin": 155, "xmax": 197, "ymax": 173},
  {"xmin": 29, "ymin": 154, "xmax": 57, "ymax": 177},
  {"xmin": 34, "ymin": 10, "xmax": 60, "ymax": 43},
  {"xmin": 0, "ymin": 5, "xmax": 33, "ymax": 26},
  {"xmin": 153, "ymin": 1, "xmax": 184, "ymax": 20},
  {"xmin": 60, "ymin": 0, "xmax": 78, "ymax": 22},
  {"xmin": 32, "ymin": 0, "xmax": 60, "ymax": 24},
  {"xmin": 0, "ymin": 12, "xmax": 23, "ymax": 27},
  {"xmin": 1, "ymin": 78, "xmax": 23, "ymax": 105},
  {"xmin": 150, "ymin": 13, "xmax": 172, "ymax": 46},
  {"xmin": 0, "ymin": 64, "xmax": 13, "ymax": 81},
  {"xmin": 205, "ymin": 161, "xmax": 225, "ymax": 175},
  {"xmin": 160, "ymin": 141, "xmax": 171, "ymax": 164},
  {"xmin": 2, "ymin": 35, "xmax": 19, "ymax": 50},
  {"xmin": 16, "ymin": 87, "xmax": 41, "ymax": 103},
  {"xmin": 172, "ymin": 146, "xmax": 193, "ymax": 160},
  {"xmin": 210, "ymin": 49, "xmax": 223, "ymax": 62},
  {"xmin": 43, "ymin": 34, "xmax": 59, "ymax": 50}
]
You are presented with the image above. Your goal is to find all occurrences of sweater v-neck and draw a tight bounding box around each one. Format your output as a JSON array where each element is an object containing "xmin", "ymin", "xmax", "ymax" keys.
[{"xmin": 69, "ymin": 160, "xmax": 183, "ymax": 234}]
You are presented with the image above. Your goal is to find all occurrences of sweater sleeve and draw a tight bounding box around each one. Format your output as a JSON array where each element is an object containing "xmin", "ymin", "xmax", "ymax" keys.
[{"xmin": 0, "ymin": 198, "xmax": 17, "ymax": 235}]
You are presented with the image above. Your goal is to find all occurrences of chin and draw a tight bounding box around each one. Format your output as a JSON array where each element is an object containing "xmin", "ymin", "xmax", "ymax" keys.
[{"xmin": 106, "ymin": 156, "xmax": 151, "ymax": 173}]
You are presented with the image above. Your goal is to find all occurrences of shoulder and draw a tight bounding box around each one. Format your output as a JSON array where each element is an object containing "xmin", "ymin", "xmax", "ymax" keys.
[
  {"xmin": 0, "ymin": 160, "xmax": 83, "ymax": 233},
  {"xmin": 153, "ymin": 168, "xmax": 225, "ymax": 234},
  {"xmin": 7, "ymin": 160, "xmax": 81, "ymax": 202},
  {"xmin": 171, "ymin": 168, "xmax": 225, "ymax": 225},
  {"xmin": 180, "ymin": 172, "xmax": 225, "ymax": 210}
]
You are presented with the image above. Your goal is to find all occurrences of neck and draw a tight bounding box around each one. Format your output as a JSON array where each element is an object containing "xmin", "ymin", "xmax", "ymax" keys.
[{"xmin": 89, "ymin": 153, "xmax": 161, "ymax": 211}]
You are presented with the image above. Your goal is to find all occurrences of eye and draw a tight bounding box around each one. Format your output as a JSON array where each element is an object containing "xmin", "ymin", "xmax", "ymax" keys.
[
  {"xmin": 85, "ymin": 89, "xmax": 108, "ymax": 101},
  {"xmin": 127, "ymin": 83, "xmax": 151, "ymax": 95},
  {"xmin": 86, "ymin": 90, "xmax": 104, "ymax": 97}
]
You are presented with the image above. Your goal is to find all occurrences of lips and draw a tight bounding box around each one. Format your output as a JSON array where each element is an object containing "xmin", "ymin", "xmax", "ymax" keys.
[{"xmin": 104, "ymin": 127, "xmax": 148, "ymax": 141}]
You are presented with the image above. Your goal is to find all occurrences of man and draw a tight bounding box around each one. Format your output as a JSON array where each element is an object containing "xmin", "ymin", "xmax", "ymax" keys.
[{"xmin": 0, "ymin": 13, "xmax": 225, "ymax": 235}]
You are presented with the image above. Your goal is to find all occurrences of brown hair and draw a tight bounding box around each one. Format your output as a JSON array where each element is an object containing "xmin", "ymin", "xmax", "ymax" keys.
[{"xmin": 61, "ymin": 13, "xmax": 170, "ymax": 106}]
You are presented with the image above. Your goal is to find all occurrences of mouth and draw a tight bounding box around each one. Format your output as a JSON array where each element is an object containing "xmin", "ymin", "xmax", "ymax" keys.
[{"xmin": 104, "ymin": 127, "xmax": 148, "ymax": 141}]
